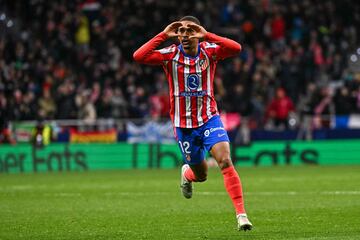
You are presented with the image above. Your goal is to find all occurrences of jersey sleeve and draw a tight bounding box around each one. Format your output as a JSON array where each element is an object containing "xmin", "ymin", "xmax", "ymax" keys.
[
  {"xmin": 204, "ymin": 32, "xmax": 242, "ymax": 60},
  {"xmin": 133, "ymin": 32, "xmax": 176, "ymax": 65}
]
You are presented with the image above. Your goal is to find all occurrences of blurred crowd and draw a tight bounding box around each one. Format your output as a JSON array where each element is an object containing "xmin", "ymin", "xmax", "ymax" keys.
[{"xmin": 1, "ymin": 0, "xmax": 360, "ymax": 131}]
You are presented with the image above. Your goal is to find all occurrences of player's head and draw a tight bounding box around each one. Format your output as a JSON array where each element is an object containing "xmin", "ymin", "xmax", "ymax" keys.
[
  {"xmin": 178, "ymin": 16, "xmax": 201, "ymax": 51},
  {"xmin": 276, "ymin": 88, "xmax": 286, "ymax": 98},
  {"xmin": 179, "ymin": 16, "xmax": 201, "ymax": 25}
]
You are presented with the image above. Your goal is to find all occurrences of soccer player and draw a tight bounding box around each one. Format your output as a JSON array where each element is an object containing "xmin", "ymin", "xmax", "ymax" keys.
[{"xmin": 133, "ymin": 16, "xmax": 253, "ymax": 231}]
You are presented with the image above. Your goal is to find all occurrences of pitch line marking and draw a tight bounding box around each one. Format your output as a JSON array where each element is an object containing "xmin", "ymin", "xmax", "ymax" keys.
[{"xmin": 1, "ymin": 186, "xmax": 360, "ymax": 196}]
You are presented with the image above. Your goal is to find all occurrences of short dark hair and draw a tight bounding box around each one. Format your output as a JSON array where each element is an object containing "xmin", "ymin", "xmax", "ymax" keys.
[{"xmin": 179, "ymin": 16, "xmax": 201, "ymax": 25}]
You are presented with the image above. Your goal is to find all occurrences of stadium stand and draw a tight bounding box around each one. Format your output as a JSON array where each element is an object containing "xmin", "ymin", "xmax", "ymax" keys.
[{"xmin": 0, "ymin": 0, "xmax": 359, "ymax": 133}]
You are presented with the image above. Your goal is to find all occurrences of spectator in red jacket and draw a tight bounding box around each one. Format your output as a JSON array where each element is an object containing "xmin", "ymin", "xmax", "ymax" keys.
[{"xmin": 266, "ymin": 88, "xmax": 295, "ymax": 129}]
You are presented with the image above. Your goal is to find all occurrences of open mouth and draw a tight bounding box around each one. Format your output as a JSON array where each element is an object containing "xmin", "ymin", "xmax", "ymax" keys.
[
  {"xmin": 182, "ymin": 39, "xmax": 189, "ymax": 44},
  {"xmin": 182, "ymin": 39, "xmax": 190, "ymax": 48}
]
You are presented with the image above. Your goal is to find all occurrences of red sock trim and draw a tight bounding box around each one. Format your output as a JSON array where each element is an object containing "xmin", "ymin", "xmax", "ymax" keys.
[
  {"xmin": 184, "ymin": 167, "xmax": 197, "ymax": 182},
  {"xmin": 222, "ymin": 166, "xmax": 246, "ymax": 215}
]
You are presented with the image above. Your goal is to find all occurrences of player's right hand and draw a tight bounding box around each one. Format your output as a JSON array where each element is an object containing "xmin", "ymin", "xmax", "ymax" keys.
[{"xmin": 163, "ymin": 22, "xmax": 183, "ymax": 38}]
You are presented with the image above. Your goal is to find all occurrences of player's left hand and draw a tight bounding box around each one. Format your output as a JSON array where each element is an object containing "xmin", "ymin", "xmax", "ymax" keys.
[{"xmin": 187, "ymin": 23, "xmax": 208, "ymax": 39}]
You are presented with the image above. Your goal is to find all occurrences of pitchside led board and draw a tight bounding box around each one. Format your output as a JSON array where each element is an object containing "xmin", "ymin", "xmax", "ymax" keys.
[{"xmin": 0, "ymin": 140, "xmax": 360, "ymax": 173}]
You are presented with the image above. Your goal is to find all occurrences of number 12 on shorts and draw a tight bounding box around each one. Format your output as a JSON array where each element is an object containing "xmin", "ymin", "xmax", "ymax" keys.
[{"xmin": 178, "ymin": 141, "xmax": 191, "ymax": 154}]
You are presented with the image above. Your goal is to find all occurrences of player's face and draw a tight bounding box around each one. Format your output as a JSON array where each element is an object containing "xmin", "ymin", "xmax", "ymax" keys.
[{"xmin": 177, "ymin": 21, "xmax": 199, "ymax": 51}]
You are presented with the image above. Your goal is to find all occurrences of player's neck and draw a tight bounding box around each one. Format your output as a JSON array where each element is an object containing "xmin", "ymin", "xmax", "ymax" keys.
[{"xmin": 183, "ymin": 47, "xmax": 198, "ymax": 57}]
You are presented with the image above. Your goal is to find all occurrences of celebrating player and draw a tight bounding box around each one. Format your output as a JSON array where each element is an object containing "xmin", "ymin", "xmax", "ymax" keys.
[{"xmin": 133, "ymin": 16, "xmax": 253, "ymax": 231}]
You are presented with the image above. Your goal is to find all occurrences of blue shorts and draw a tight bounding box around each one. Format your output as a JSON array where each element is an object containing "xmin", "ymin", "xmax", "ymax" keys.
[{"xmin": 175, "ymin": 115, "xmax": 229, "ymax": 165}]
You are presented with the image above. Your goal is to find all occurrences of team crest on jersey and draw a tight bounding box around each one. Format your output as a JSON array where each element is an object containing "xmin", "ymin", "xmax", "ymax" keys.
[{"xmin": 199, "ymin": 58, "xmax": 209, "ymax": 71}]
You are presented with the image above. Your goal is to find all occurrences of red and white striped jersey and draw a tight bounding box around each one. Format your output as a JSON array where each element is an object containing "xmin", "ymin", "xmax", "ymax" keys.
[{"xmin": 133, "ymin": 32, "xmax": 241, "ymax": 128}]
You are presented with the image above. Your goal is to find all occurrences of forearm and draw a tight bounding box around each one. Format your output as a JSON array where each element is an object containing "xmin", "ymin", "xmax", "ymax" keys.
[
  {"xmin": 133, "ymin": 32, "xmax": 168, "ymax": 64},
  {"xmin": 205, "ymin": 32, "xmax": 241, "ymax": 58}
]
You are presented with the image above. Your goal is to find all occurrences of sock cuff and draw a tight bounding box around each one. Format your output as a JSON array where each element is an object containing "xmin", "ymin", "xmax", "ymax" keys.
[
  {"xmin": 237, "ymin": 213, "xmax": 247, "ymax": 218},
  {"xmin": 221, "ymin": 165, "xmax": 235, "ymax": 175},
  {"xmin": 184, "ymin": 167, "xmax": 196, "ymax": 182}
]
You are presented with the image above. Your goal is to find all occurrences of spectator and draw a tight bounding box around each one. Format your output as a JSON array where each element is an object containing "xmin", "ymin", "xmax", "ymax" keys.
[
  {"xmin": 75, "ymin": 13, "xmax": 91, "ymax": 54},
  {"xmin": 298, "ymin": 83, "xmax": 318, "ymax": 116},
  {"xmin": 266, "ymin": 88, "xmax": 295, "ymax": 129},
  {"xmin": 0, "ymin": 92, "xmax": 16, "ymax": 144},
  {"xmin": 149, "ymin": 87, "xmax": 170, "ymax": 119},
  {"xmin": 227, "ymin": 84, "xmax": 252, "ymax": 117},
  {"xmin": 111, "ymin": 88, "xmax": 128, "ymax": 118},
  {"xmin": 270, "ymin": 10, "xmax": 286, "ymax": 51},
  {"xmin": 56, "ymin": 81, "xmax": 76, "ymax": 119},
  {"xmin": 31, "ymin": 120, "xmax": 52, "ymax": 147},
  {"xmin": 97, "ymin": 88, "xmax": 113, "ymax": 118},
  {"xmin": 38, "ymin": 89, "xmax": 56, "ymax": 119},
  {"xmin": 129, "ymin": 86, "xmax": 149, "ymax": 118},
  {"xmin": 334, "ymin": 86, "xmax": 353, "ymax": 115},
  {"xmin": 312, "ymin": 87, "xmax": 335, "ymax": 129},
  {"xmin": 75, "ymin": 90, "xmax": 97, "ymax": 124}
]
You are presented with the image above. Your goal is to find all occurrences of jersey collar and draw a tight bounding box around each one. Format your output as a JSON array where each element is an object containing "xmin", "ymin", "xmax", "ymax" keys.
[{"xmin": 178, "ymin": 44, "xmax": 200, "ymax": 59}]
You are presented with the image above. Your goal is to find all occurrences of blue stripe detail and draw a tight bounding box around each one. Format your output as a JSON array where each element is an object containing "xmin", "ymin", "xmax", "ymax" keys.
[{"xmin": 178, "ymin": 44, "xmax": 200, "ymax": 59}]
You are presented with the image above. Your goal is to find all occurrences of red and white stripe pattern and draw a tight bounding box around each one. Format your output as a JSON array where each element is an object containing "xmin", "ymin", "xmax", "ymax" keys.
[{"xmin": 159, "ymin": 42, "xmax": 219, "ymax": 128}]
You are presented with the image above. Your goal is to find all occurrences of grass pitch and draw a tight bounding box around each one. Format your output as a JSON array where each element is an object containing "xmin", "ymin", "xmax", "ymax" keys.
[{"xmin": 1, "ymin": 165, "xmax": 360, "ymax": 240}]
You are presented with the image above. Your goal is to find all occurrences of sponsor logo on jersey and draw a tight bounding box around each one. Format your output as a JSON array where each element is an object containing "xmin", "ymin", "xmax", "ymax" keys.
[
  {"xmin": 204, "ymin": 130, "xmax": 210, "ymax": 137},
  {"xmin": 210, "ymin": 127, "xmax": 225, "ymax": 133},
  {"xmin": 179, "ymin": 90, "xmax": 206, "ymax": 97},
  {"xmin": 187, "ymin": 74, "xmax": 200, "ymax": 90},
  {"xmin": 203, "ymin": 127, "xmax": 226, "ymax": 137}
]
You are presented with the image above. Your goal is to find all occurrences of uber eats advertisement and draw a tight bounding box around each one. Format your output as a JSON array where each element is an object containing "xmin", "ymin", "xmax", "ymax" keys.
[{"xmin": 1, "ymin": 140, "xmax": 360, "ymax": 173}]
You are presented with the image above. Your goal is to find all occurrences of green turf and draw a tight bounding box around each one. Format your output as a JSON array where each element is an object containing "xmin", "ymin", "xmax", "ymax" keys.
[{"xmin": 1, "ymin": 165, "xmax": 360, "ymax": 240}]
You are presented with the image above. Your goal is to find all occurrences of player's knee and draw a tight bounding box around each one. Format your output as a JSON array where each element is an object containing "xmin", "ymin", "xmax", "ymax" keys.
[
  {"xmin": 217, "ymin": 158, "xmax": 233, "ymax": 170},
  {"xmin": 196, "ymin": 173, "xmax": 207, "ymax": 182}
]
